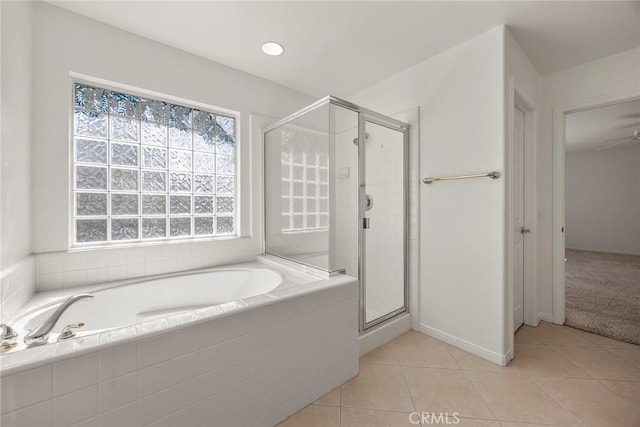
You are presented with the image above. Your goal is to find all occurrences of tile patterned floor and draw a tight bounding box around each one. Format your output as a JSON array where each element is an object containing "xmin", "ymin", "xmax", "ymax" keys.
[{"xmin": 278, "ymin": 322, "xmax": 640, "ymax": 426}]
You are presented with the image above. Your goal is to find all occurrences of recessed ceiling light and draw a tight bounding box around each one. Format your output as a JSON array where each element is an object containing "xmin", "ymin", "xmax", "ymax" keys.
[{"xmin": 262, "ymin": 41, "xmax": 284, "ymax": 56}]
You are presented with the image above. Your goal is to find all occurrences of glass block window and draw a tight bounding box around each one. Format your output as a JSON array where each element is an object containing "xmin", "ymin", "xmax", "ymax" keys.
[
  {"xmin": 72, "ymin": 82, "xmax": 237, "ymax": 245},
  {"xmin": 280, "ymin": 143, "xmax": 329, "ymax": 232}
]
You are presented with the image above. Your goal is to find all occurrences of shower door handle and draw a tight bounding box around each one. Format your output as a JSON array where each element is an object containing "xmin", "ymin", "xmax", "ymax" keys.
[{"xmin": 363, "ymin": 218, "xmax": 370, "ymax": 229}]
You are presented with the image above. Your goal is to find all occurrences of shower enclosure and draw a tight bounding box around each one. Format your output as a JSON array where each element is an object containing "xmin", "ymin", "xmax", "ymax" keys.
[{"xmin": 264, "ymin": 96, "xmax": 409, "ymax": 331}]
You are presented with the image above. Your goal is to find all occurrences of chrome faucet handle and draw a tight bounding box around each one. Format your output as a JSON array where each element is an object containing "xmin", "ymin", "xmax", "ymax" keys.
[
  {"xmin": 24, "ymin": 293, "xmax": 94, "ymax": 347},
  {"xmin": 57, "ymin": 323, "xmax": 85, "ymax": 342},
  {"xmin": 1, "ymin": 323, "xmax": 18, "ymax": 341}
]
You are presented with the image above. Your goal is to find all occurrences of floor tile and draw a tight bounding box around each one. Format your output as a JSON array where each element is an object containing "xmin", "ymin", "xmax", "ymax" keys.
[
  {"xmin": 511, "ymin": 344, "xmax": 589, "ymax": 378},
  {"xmin": 565, "ymin": 326, "xmax": 638, "ymax": 349},
  {"xmin": 598, "ymin": 379, "xmax": 640, "ymax": 408},
  {"xmin": 391, "ymin": 331, "xmax": 459, "ymax": 369},
  {"xmin": 453, "ymin": 419, "xmax": 502, "ymax": 426},
  {"xmin": 464, "ymin": 371, "xmax": 579, "ymax": 425},
  {"xmin": 342, "ymin": 408, "xmax": 501, "ymax": 427},
  {"xmin": 340, "ymin": 407, "xmax": 413, "ymax": 427},
  {"xmin": 525, "ymin": 322, "xmax": 594, "ymax": 347},
  {"xmin": 534, "ymin": 377, "xmax": 640, "ymax": 427},
  {"xmin": 315, "ymin": 387, "xmax": 341, "ymax": 406},
  {"xmin": 448, "ymin": 347, "xmax": 521, "ymax": 373},
  {"xmin": 514, "ymin": 327, "xmax": 544, "ymax": 345},
  {"xmin": 607, "ymin": 348, "xmax": 640, "ymax": 368},
  {"xmin": 280, "ymin": 327, "xmax": 639, "ymax": 427},
  {"xmin": 402, "ymin": 366, "xmax": 495, "ymax": 419},
  {"xmin": 551, "ymin": 345, "xmax": 640, "ymax": 381},
  {"xmin": 499, "ymin": 423, "xmax": 565, "ymax": 427},
  {"xmin": 360, "ymin": 342, "xmax": 399, "ymax": 366},
  {"xmin": 341, "ymin": 364, "xmax": 415, "ymax": 412},
  {"xmin": 277, "ymin": 404, "xmax": 340, "ymax": 427},
  {"xmin": 567, "ymin": 327, "xmax": 639, "ymax": 349}
]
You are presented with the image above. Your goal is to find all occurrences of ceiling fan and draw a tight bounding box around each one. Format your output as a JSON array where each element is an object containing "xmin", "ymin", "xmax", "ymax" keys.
[{"xmin": 594, "ymin": 128, "xmax": 640, "ymax": 152}]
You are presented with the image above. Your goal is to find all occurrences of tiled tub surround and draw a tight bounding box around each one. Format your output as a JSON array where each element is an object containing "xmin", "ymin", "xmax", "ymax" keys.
[
  {"xmin": 1, "ymin": 260, "xmax": 359, "ymax": 427},
  {"xmin": 0, "ymin": 256, "xmax": 37, "ymax": 324},
  {"xmin": 36, "ymin": 239, "xmax": 259, "ymax": 291}
]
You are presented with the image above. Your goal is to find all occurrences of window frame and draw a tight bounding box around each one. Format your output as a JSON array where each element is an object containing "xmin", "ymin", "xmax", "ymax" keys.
[{"xmin": 69, "ymin": 76, "xmax": 241, "ymax": 249}]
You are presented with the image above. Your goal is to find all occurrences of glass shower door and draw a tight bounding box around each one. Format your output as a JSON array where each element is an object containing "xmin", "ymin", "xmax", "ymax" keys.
[{"xmin": 360, "ymin": 116, "xmax": 407, "ymax": 328}]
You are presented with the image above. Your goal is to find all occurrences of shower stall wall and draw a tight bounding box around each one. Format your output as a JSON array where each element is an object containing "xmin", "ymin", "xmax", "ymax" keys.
[{"xmin": 264, "ymin": 96, "xmax": 409, "ymax": 331}]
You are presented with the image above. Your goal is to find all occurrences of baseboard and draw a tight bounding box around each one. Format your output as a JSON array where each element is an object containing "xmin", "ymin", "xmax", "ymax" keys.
[
  {"xmin": 566, "ymin": 247, "xmax": 640, "ymax": 256},
  {"xmin": 503, "ymin": 348, "xmax": 514, "ymax": 365},
  {"xmin": 538, "ymin": 312, "xmax": 553, "ymax": 323},
  {"xmin": 359, "ymin": 313, "xmax": 411, "ymax": 356},
  {"xmin": 418, "ymin": 323, "xmax": 509, "ymax": 366}
]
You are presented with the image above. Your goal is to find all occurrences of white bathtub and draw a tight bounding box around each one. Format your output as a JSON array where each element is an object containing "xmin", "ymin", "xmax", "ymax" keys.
[
  {"xmin": 12, "ymin": 267, "xmax": 283, "ymax": 341},
  {"xmin": 5, "ymin": 259, "xmax": 312, "ymax": 355},
  {"xmin": 1, "ymin": 256, "xmax": 359, "ymax": 427}
]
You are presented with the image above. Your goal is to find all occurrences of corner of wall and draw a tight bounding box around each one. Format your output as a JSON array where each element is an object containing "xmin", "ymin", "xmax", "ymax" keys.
[
  {"xmin": 0, "ymin": 256, "xmax": 36, "ymax": 323},
  {"xmin": 419, "ymin": 322, "xmax": 511, "ymax": 366},
  {"xmin": 504, "ymin": 26, "xmax": 542, "ymax": 355}
]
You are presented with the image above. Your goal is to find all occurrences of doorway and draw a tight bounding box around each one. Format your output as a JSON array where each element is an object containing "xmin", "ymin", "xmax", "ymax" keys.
[
  {"xmin": 552, "ymin": 92, "xmax": 640, "ymax": 334},
  {"xmin": 562, "ymin": 98, "xmax": 640, "ymax": 344}
]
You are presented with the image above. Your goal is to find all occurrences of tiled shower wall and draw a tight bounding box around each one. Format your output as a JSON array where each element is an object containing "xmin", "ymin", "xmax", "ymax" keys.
[
  {"xmin": 1, "ymin": 280, "xmax": 359, "ymax": 427},
  {"xmin": 0, "ymin": 257, "xmax": 36, "ymax": 324},
  {"xmin": 36, "ymin": 238, "xmax": 257, "ymax": 291}
]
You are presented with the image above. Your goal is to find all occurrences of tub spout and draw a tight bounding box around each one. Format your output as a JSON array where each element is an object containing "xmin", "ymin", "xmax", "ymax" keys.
[
  {"xmin": 24, "ymin": 294, "xmax": 94, "ymax": 347},
  {"xmin": 1, "ymin": 323, "xmax": 18, "ymax": 341}
]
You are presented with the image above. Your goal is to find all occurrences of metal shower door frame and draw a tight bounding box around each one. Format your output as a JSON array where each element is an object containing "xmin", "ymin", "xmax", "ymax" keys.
[
  {"xmin": 357, "ymin": 111, "xmax": 409, "ymax": 332},
  {"xmin": 262, "ymin": 95, "xmax": 409, "ymax": 333}
]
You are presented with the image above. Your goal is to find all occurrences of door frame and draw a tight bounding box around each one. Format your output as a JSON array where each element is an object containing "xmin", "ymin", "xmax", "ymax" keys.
[
  {"xmin": 551, "ymin": 90, "xmax": 640, "ymax": 324},
  {"xmin": 512, "ymin": 103, "xmax": 527, "ymax": 330},
  {"xmin": 506, "ymin": 80, "xmax": 539, "ymax": 340},
  {"xmin": 358, "ymin": 112, "xmax": 410, "ymax": 331}
]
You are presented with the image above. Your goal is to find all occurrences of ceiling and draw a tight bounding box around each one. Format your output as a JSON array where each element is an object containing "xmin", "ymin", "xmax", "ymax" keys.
[
  {"xmin": 48, "ymin": 1, "xmax": 640, "ymax": 98},
  {"xmin": 566, "ymin": 99, "xmax": 640, "ymax": 153}
]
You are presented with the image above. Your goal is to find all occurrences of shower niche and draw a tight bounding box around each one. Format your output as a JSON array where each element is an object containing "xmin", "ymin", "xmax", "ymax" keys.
[{"xmin": 264, "ymin": 97, "xmax": 409, "ymax": 331}]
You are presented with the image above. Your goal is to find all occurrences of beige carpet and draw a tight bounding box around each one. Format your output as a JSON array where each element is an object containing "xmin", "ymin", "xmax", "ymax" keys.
[{"xmin": 565, "ymin": 249, "xmax": 640, "ymax": 345}]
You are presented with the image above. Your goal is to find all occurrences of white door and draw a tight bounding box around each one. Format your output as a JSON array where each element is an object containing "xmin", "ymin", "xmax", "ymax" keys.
[{"xmin": 513, "ymin": 106, "xmax": 526, "ymax": 331}]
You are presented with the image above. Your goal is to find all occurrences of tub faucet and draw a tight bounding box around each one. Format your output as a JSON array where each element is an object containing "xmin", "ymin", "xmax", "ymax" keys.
[
  {"xmin": 1, "ymin": 323, "xmax": 18, "ymax": 341},
  {"xmin": 24, "ymin": 293, "xmax": 94, "ymax": 347}
]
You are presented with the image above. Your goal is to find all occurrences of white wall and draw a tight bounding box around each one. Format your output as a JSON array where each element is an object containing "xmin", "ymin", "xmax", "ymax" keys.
[
  {"xmin": 1, "ymin": 1, "xmax": 32, "ymax": 271},
  {"xmin": 351, "ymin": 27, "xmax": 508, "ymax": 364},
  {"xmin": 0, "ymin": 1, "xmax": 37, "ymax": 322},
  {"xmin": 29, "ymin": 3, "xmax": 313, "ymax": 289},
  {"xmin": 566, "ymin": 145, "xmax": 640, "ymax": 254},
  {"xmin": 506, "ymin": 30, "xmax": 541, "ymax": 111},
  {"xmin": 538, "ymin": 47, "xmax": 640, "ymax": 319}
]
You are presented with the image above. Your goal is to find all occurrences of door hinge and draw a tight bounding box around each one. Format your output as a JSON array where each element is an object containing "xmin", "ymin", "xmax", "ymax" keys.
[{"xmin": 363, "ymin": 218, "xmax": 370, "ymax": 229}]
